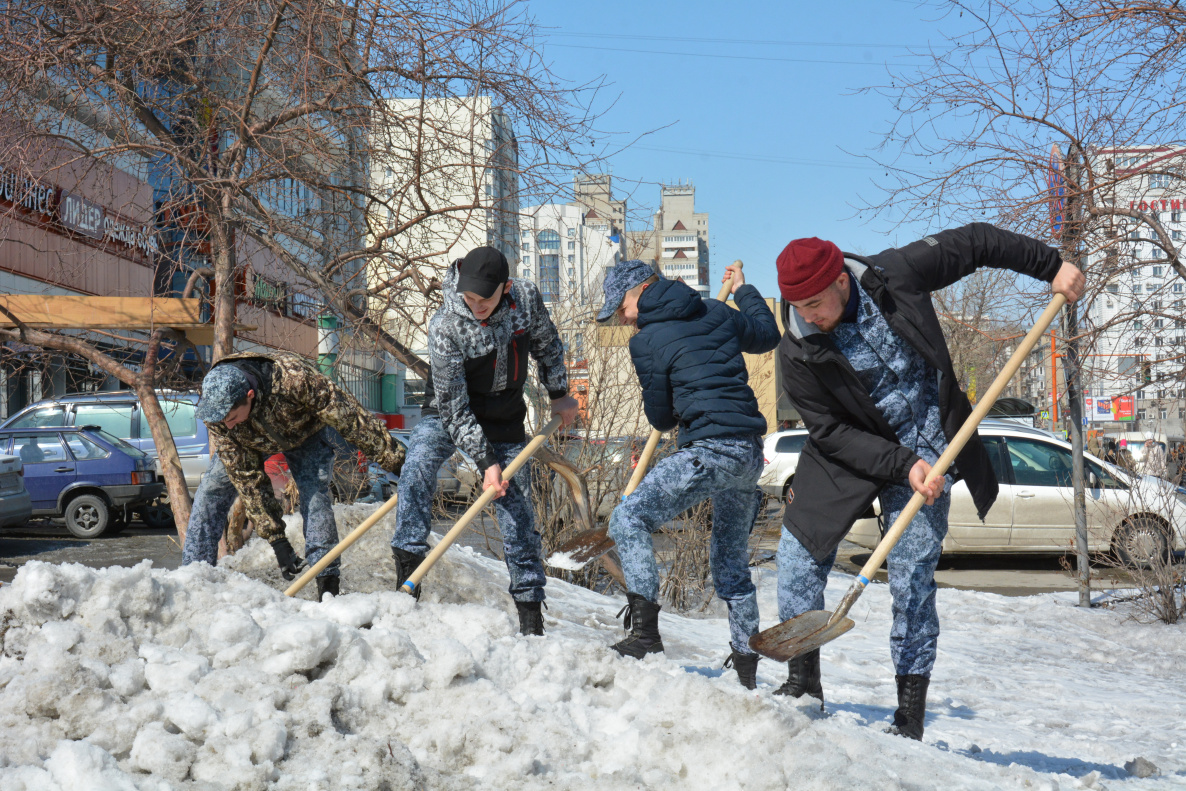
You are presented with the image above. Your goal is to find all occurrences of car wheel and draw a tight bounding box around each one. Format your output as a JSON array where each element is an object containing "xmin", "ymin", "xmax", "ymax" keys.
[
  {"xmin": 65, "ymin": 494, "xmax": 110, "ymax": 538},
  {"xmin": 1113, "ymin": 517, "xmax": 1171, "ymax": 570},
  {"xmin": 782, "ymin": 476, "xmax": 795, "ymax": 505},
  {"xmin": 139, "ymin": 500, "xmax": 176, "ymax": 530}
]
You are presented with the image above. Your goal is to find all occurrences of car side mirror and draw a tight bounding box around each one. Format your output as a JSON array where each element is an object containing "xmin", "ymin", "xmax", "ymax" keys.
[{"xmin": 1088, "ymin": 471, "xmax": 1101, "ymax": 489}]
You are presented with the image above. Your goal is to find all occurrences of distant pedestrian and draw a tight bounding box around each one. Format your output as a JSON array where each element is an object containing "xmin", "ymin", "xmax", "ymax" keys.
[{"xmin": 1140, "ymin": 434, "xmax": 1167, "ymax": 478}]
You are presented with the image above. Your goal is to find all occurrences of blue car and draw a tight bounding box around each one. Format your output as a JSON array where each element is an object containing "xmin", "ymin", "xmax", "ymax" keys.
[{"xmin": 0, "ymin": 426, "xmax": 164, "ymax": 538}]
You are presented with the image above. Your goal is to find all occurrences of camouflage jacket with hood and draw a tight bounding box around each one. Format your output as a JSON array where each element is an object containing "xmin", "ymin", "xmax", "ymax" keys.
[
  {"xmin": 206, "ymin": 351, "xmax": 405, "ymax": 543},
  {"xmin": 423, "ymin": 263, "xmax": 568, "ymax": 472}
]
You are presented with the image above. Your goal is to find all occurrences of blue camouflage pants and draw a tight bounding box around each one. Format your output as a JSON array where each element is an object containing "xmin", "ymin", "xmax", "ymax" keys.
[
  {"xmin": 609, "ymin": 435, "xmax": 765, "ymax": 655},
  {"xmin": 391, "ymin": 415, "xmax": 546, "ymax": 603},
  {"xmin": 182, "ymin": 428, "xmax": 340, "ymax": 577},
  {"xmin": 777, "ymin": 479, "xmax": 951, "ymax": 676}
]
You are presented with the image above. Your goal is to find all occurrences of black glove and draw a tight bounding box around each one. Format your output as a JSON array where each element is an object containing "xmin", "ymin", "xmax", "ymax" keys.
[{"xmin": 271, "ymin": 538, "xmax": 306, "ymax": 581}]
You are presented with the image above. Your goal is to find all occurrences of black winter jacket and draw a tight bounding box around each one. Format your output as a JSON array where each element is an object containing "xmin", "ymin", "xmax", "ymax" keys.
[
  {"xmin": 631, "ymin": 279, "xmax": 780, "ymax": 445},
  {"xmin": 780, "ymin": 223, "xmax": 1063, "ymax": 560}
]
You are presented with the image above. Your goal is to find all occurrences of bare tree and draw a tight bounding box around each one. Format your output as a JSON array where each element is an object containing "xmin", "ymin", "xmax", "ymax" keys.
[{"xmin": 0, "ymin": 1, "xmax": 606, "ymax": 536}]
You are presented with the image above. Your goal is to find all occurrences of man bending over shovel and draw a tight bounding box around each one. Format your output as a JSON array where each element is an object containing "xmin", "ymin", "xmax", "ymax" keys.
[
  {"xmin": 185, "ymin": 353, "xmax": 407, "ymax": 601},
  {"xmin": 775, "ymin": 224, "xmax": 1083, "ymax": 739},
  {"xmin": 596, "ymin": 259, "xmax": 779, "ymax": 689},
  {"xmin": 390, "ymin": 246, "xmax": 579, "ymax": 635}
]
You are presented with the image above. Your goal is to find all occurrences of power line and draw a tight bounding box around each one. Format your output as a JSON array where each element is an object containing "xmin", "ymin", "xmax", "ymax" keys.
[
  {"xmin": 548, "ymin": 42, "xmax": 927, "ymax": 67},
  {"xmin": 630, "ymin": 144, "xmax": 878, "ymax": 170},
  {"xmin": 548, "ymin": 32, "xmax": 930, "ymax": 50}
]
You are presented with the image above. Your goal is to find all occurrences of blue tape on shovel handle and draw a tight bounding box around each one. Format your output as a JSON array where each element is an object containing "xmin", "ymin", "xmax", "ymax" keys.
[
  {"xmin": 400, "ymin": 581, "xmax": 417, "ymax": 595},
  {"xmin": 857, "ymin": 575, "xmax": 870, "ymax": 586}
]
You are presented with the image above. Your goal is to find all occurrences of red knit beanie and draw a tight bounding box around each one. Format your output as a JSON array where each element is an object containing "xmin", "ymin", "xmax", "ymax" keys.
[{"xmin": 776, "ymin": 238, "xmax": 844, "ymax": 301}]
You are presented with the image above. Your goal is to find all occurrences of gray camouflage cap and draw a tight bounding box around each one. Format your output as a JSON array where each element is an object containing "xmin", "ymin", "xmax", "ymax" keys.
[
  {"xmin": 195, "ymin": 364, "xmax": 251, "ymax": 423},
  {"xmin": 596, "ymin": 259, "xmax": 659, "ymax": 323}
]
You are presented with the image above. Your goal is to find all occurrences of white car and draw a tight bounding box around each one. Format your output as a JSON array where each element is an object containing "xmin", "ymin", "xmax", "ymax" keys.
[
  {"xmin": 846, "ymin": 420, "xmax": 1186, "ymax": 568},
  {"xmin": 758, "ymin": 429, "xmax": 809, "ymax": 502}
]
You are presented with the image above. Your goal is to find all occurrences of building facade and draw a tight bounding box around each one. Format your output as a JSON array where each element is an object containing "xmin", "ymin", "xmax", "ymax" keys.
[{"xmin": 626, "ymin": 182, "xmax": 710, "ymax": 297}]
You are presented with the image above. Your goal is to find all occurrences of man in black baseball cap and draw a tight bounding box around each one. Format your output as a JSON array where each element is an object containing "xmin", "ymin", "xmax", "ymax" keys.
[
  {"xmin": 456, "ymin": 246, "xmax": 510, "ymax": 298},
  {"xmin": 389, "ymin": 245, "xmax": 579, "ymax": 635}
]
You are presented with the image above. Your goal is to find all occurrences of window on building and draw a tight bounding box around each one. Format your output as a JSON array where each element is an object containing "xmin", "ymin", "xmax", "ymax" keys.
[
  {"xmin": 1150, "ymin": 173, "xmax": 1172, "ymax": 189},
  {"xmin": 1147, "ymin": 284, "xmax": 1158, "ymax": 292},
  {"xmin": 1155, "ymin": 336, "xmax": 1164, "ymax": 346},
  {"xmin": 1130, "ymin": 230, "xmax": 1141, "ymax": 240},
  {"xmin": 1174, "ymin": 284, "xmax": 1184, "ymax": 293},
  {"xmin": 1174, "ymin": 211, "xmax": 1182, "ymax": 222},
  {"xmin": 1134, "ymin": 319, "xmax": 1144, "ymax": 329},
  {"xmin": 1162, "ymin": 409, "xmax": 1169, "ymax": 419},
  {"xmin": 1153, "ymin": 301, "xmax": 1163, "ymax": 310},
  {"xmin": 522, "ymin": 255, "xmax": 531, "ymax": 265},
  {"xmin": 567, "ymin": 268, "xmax": 574, "ymax": 278},
  {"xmin": 522, "ymin": 241, "xmax": 531, "ymax": 251},
  {"xmin": 1174, "ymin": 230, "xmax": 1183, "ymax": 241},
  {"xmin": 538, "ymin": 254, "xmax": 560, "ymax": 301},
  {"xmin": 567, "ymin": 228, "xmax": 576, "ymax": 237},
  {"xmin": 1153, "ymin": 265, "xmax": 1164, "ymax": 275},
  {"xmin": 567, "ymin": 241, "xmax": 575, "ymax": 250},
  {"xmin": 1138, "ymin": 408, "xmax": 1148, "ymax": 420},
  {"xmin": 537, "ymin": 229, "xmax": 561, "ymax": 251}
]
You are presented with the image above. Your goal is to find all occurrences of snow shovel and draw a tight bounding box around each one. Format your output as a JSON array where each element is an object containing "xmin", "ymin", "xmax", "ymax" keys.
[
  {"xmin": 400, "ymin": 415, "xmax": 565, "ymax": 597},
  {"xmin": 544, "ymin": 262, "xmax": 744, "ymax": 570},
  {"xmin": 749, "ymin": 293, "xmax": 1068, "ymax": 662},
  {"xmin": 285, "ymin": 492, "xmax": 400, "ymax": 597}
]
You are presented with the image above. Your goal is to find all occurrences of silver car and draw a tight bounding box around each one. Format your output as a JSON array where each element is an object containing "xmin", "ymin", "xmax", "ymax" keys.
[{"xmin": 846, "ymin": 419, "xmax": 1186, "ymax": 568}]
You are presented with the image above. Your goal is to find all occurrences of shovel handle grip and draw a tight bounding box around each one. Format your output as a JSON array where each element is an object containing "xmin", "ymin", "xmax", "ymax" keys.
[
  {"xmin": 401, "ymin": 415, "xmax": 564, "ymax": 595},
  {"xmin": 843, "ymin": 294, "xmax": 1068, "ymax": 617},
  {"xmin": 715, "ymin": 260, "xmax": 743, "ymax": 301}
]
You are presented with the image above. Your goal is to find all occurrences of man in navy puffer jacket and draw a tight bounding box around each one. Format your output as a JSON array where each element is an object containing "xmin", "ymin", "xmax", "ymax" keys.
[{"xmin": 596, "ymin": 259, "xmax": 779, "ymax": 688}]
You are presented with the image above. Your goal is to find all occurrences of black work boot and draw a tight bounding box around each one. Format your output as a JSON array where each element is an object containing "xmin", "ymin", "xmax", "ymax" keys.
[
  {"xmin": 316, "ymin": 575, "xmax": 340, "ymax": 602},
  {"xmin": 774, "ymin": 648, "xmax": 824, "ymax": 710},
  {"xmin": 611, "ymin": 592, "xmax": 664, "ymax": 658},
  {"xmin": 885, "ymin": 674, "xmax": 930, "ymax": 741},
  {"xmin": 392, "ymin": 546, "xmax": 427, "ymax": 600},
  {"xmin": 724, "ymin": 651, "xmax": 759, "ymax": 690},
  {"xmin": 515, "ymin": 600, "xmax": 545, "ymax": 636}
]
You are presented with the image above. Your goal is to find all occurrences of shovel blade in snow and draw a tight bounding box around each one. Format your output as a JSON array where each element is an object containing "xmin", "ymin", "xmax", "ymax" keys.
[
  {"xmin": 546, "ymin": 527, "xmax": 615, "ymax": 570},
  {"xmin": 748, "ymin": 610, "xmax": 855, "ymax": 662}
]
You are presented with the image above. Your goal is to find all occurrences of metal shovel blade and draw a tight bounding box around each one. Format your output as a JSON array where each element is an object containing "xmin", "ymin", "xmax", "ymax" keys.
[
  {"xmin": 748, "ymin": 610, "xmax": 855, "ymax": 662},
  {"xmin": 546, "ymin": 527, "xmax": 614, "ymax": 570}
]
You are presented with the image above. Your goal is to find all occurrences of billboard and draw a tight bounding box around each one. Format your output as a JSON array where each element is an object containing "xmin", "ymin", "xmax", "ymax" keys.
[{"xmin": 1084, "ymin": 396, "xmax": 1135, "ymax": 422}]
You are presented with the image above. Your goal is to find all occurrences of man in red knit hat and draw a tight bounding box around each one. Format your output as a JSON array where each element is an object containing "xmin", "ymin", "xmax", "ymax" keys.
[{"xmin": 773, "ymin": 224, "xmax": 1083, "ymax": 740}]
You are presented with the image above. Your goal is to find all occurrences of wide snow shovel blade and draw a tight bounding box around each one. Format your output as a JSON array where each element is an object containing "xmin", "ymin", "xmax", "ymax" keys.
[
  {"xmin": 750, "ymin": 294, "xmax": 1067, "ymax": 661},
  {"xmin": 285, "ymin": 492, "xmax": 400, "ymax": 597},
  {"xmin": 748, "ymin": 610, "xmax": 855, "ymax": 662},
  {"xmin": 401, "ymin": 415, "xmax": 564, "ymax": 597},
  {"xmin": 545, "ymin": 427, "xmax": 661, "ymax": 570},
  {"xmin": 545, "ymin": 262, "xmax": 744, "ymax": 571}
]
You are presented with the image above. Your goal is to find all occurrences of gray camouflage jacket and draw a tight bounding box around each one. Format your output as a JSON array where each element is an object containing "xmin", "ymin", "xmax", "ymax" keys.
[{"xmin": 423, "ymin": 264, "xmax": 568, "ymax": 471}]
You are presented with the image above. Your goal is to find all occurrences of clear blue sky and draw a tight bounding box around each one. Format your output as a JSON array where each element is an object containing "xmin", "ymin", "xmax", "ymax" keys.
[{"xmin": 532, "ymin": 0, "xmax": 954, "ymax": 297}]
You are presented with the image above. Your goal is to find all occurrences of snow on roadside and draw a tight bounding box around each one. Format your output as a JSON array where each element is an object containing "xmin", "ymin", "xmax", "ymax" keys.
[{"xmin": 0, "ymin": 503, "xmax": 1181, "ymax": 790}]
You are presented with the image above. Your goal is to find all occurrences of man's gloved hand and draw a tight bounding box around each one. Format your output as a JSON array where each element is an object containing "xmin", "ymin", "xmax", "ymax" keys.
[{"xmin": 271, "ymin": 537, "xmax": 306, "ymax": 580}]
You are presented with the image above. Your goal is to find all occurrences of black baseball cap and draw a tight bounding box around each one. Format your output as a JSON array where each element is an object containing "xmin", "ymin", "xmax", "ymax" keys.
[{"xmin": 457, "ymin": 246, "xmax": 510, "ymax": 299}]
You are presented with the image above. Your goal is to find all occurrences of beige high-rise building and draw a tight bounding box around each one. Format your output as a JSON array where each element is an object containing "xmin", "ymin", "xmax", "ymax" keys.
[{"xmin": 626, "ymin": 182, "xmax": 710, "ymax": 297}]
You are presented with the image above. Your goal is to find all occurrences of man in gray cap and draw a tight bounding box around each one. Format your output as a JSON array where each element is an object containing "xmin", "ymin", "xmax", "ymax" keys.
[
  {"xmin": 596, "ymin": 259, "xmax": 779, "ymax": 689},
  {"xmin": 184, "ymin": 351, "xmax": 405, "ymax": 600},
  {"xmin": 389, "ymin": 246, "xmax": 578, "ymax": 635}
]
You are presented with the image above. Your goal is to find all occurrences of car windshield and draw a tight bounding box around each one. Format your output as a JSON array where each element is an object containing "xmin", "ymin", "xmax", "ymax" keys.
[{"xmin": 89, "ymin": 429, "xmax": 147, "ymax": 458}]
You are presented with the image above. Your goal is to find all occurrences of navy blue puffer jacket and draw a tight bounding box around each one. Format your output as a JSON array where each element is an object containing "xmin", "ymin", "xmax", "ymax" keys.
[{"xmin": 629, "ymin": 279, "xmax": 780, "ymax": 446}]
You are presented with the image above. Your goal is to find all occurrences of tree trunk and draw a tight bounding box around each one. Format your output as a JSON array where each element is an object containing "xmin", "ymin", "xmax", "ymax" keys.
[
  {"xmin": 135, "ymin": 383, "xmax": 193, "ymax": 544},
  {"xmin": 211, "ymin": 216, "xmax": 237, "ymax": 363}
]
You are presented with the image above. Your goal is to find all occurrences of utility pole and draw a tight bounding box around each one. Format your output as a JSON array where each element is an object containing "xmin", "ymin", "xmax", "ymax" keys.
[{"xmin": 1062, "ymin": 143, "xmax": 1092, "ymax": 607}]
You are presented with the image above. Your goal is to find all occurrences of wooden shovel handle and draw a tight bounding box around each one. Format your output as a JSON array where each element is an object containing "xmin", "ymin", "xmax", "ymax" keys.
[
  {"xmin": 401, "ymin": 415, "xmax": 564, "ymax": 595},
  {"xmin": 622, "ymin": 429, "xmax": 662, "ymax": 498},
  {"xmin": 716, "ymin": 260, "xmax": 743, "ymax": 302},
  {"xmin": 845, "ymin": 294, "xmax": 1067, "ymax": 609}
]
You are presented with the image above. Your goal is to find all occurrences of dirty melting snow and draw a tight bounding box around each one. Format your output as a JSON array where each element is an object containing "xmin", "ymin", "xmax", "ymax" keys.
[{"xmin": 0, "ymin": 503, "xmax": 1183, "ymax": 790}]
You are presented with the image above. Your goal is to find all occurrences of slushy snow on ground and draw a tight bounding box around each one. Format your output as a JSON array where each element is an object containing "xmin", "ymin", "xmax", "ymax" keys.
[{"xmin": 0, "ymin": 503, "xmax": 1183, "ymax": 789}]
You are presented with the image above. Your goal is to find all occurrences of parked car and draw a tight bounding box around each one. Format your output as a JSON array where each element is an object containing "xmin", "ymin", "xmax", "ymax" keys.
[
  {"xmin": 376, "ymin": 430, "xmax": 480, "ymax": 504},
  {"xmin": 846, "ymin": 419, "xmax": 1186, "ymax": 569},
  {"xmin": 0, "ymin": 426, "xmax": 164, "ymax": 538},
  {"xmin": 0, "ymin": 453, "xmax": 32, "ymax": 529},
  {"xmin": 758, "ymin": 428, "xmax": 810, "ymax": 502}
]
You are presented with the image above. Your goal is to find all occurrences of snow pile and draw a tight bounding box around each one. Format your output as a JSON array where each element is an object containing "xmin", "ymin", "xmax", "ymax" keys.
[{"xmin": 0, "ymin": 504, "xmax": 1182, "ymax": 789}]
